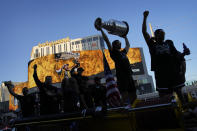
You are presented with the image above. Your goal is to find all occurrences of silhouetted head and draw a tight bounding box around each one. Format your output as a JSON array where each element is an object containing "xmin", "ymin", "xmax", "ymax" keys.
[
  {"xmin": 45, "ymin": 76, "xmax": 52, "ymax": 85},
  {"xmin": 22, "ymin": 87, "xmax": 28, "ymax": 96},
  {"xmin": 77, "ymin": 67, "xmax": 84, "ymax": 75},
  {"xmin": 154, "ymin": 29, "xmax": 165, "ymax": 44},
  {"xmin": 112, "ymin": 40, "xmax": 121, "ymax": 50}
]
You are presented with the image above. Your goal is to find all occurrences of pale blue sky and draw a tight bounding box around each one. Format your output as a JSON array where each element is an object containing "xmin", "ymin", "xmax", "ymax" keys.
[{"xmin": 0, "ymin": 0, "xmax": 196, "ymax": 85}]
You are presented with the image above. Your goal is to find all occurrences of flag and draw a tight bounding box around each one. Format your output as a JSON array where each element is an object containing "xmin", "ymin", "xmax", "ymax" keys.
[{"xmin": 103, "ymin": 52, "xmax": 121, "ymax": 107}]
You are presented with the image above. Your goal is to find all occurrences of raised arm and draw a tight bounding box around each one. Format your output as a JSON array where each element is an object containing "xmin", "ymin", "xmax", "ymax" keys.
[
  {"xmin": 99, "ymin": 29, "xmax": 112, "ymax": 51},
  {"xmin": 33, "ymin": 64, "xmax": 43, "ymax": 89},
  {"xmin": 4, "ymin": 81, "xmax": 21, "ymax": 99},
  {"xmin": 123, "ymin": 36, "xmax": 130, "ymax": 53},
  {"xmin": 142, "ymin": 11, "xmax": 151, "ymax": 44}
]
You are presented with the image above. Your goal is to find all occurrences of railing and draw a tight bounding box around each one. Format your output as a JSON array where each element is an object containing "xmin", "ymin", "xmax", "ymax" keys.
[{"xmin": 11, "ymin": 97, "xmax": 184, "ymax": 131}]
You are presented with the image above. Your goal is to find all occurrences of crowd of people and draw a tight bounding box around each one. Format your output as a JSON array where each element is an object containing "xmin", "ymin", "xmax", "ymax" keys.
[
  {"xmin": 4, "ymin": 10, "xmax": 191, "ymax": 119},
  {"xmin": 4, "ymin": 62, "xmax": 107, "ymax": 117}
]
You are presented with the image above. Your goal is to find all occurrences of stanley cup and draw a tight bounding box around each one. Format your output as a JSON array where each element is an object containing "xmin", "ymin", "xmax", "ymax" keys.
[{"xmin": 94, "ymin": 17, "xmax": 129, "ymax": 37}]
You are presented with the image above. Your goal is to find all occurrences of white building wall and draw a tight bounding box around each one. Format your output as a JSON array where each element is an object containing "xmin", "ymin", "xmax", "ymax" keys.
[
  {"xmin": 30, "ymin": 35, "xmax": 104, "ymax": 60},
  {"xmin": 0, "ymin": 83, "xmax": 11, "ymax": 102}
]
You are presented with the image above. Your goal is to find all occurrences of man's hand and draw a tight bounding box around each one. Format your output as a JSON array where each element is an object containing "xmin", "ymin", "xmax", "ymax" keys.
[
  {"xmin": 4, "ymin": 81, "xmax": 12, "ymax": 87},
  {"xmin": 183, "ymin": 43, "xmax": 190, "ymax": 56},
  {"xmin": 95, "ymin": 18, "xmax": 102, "ymax": 31},
  {"xmin": 183, "ymin": 48, "xmax": 190, "ymax": 56},
  {"xmin": 33, "ymin": 64, "xmax": 37, "ymax": 70},
  {"xmin": 143, "ymin": 10, "xmax": 149, "ymax": 18}
]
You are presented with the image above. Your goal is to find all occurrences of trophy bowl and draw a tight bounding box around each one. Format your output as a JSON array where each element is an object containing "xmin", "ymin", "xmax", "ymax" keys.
[{"xmin": 94, "ymin": 17, "xmax": 129, "ymax": 37}]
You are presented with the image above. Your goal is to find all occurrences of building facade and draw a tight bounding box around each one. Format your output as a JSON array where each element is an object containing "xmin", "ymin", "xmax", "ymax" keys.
[
  {"xmin": 132, "ymin": 48, "xmax": 155, "ymax": 94},
  {"xmin": 30, "ymin": 35, "xmax": 154, "ymax": 94},
  {"xmin": 0, "ymin": 83, "xmax": 10, "ymax": 102},
  {"xmin": 30, "ymin": 35, "xmax": 105, "ymax": 60},
  {"xmin": 1, "ymin": 35, "xmax": 156, "ymax": 111}
]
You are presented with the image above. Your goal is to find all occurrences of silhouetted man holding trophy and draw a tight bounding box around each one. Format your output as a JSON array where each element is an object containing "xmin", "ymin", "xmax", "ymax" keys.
[{"xmin": 95, "ymin": 18, "xmax": 136, "ymax": 106}]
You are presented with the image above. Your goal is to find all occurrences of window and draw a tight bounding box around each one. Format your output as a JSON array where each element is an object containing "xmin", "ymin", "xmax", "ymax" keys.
[
  {"xmin": 72, "ymin": 42, "xmax": 74, "ymax": 45},
  {"xmin": 46, "ymin": 47, "xmax": 50, "ymax": 55},
  {"xmin": 41, "ymin": 48, "xmax": 43, "ymax": 57},
  {"xmin": 58, "ymin": 45, "xmax": 61, "ymax": 53},
  {"xmin": 42, "ymin": 48, "xmax": 44, "ymax": 56},
  {"xmin": 35, "ymin": 49, "xmax": 39, "ymax": 58},
  {"xmin": 137, "ymin": 79, "xmax": 148, "ymax": 85},
  {"xmin": 93, "ymin": 37, "xmax": 98, "ymax": 41},
  {"xmin": 53, "ymin": 45, "xmax": 56, "ymax": 54},
  {"xmin": 87, "ymin": 38, "xmax": 92, "ymax": 42},
  {"xmin": 142, "ymin": 79, "xmax": 148, "ymax": 84},
  {"xmin": 81, "ymin": 39, "xmax": 86, "ymax": 43},
  {"xmin": 75, "ymin": 41, "xmax": 80, "ymax": 45},
  {"xmin": 40, "ymin": 48, "xmax": 44, "ymax": 57},
  {"xmin": 92, "ymin": 42, "xmax": 97, "ymax": 48}
]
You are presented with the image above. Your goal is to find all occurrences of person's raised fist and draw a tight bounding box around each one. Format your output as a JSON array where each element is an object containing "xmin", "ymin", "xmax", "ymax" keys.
[
  {"xmin": 143, "ymin": 11, "xmax": 149, "ymax": 18},
  {"xmin": 33, "ymin": 64, "xmax": 37, "ymax": 70},
  {"xmin": 4, "ymin": 81, "xmax": 12, "ymax": 87}
]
